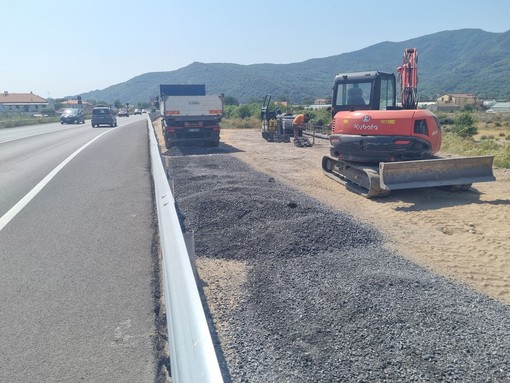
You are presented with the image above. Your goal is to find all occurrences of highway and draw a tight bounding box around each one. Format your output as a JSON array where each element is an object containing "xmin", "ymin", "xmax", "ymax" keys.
[{"xmin": 0, "ymin": 116, "xmax": 163, "ymax": 382}]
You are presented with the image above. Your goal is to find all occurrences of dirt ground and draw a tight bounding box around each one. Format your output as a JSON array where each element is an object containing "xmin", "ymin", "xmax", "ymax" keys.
[{"xmin": 214, "ymin": 128, "xmax": 510, "ymax": 305}]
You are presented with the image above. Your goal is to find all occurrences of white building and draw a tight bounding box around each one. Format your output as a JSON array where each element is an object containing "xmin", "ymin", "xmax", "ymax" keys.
[
  {"xmin": 489, "ymin": 102, "xmax": 510, "ymax": 113},
  {"xmin": 0, "ymin": 91, "xmax": 48, "ymax": 113}
]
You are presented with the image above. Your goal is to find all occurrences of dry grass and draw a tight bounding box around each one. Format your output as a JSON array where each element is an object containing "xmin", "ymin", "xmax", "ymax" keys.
[
  {"xmin": 432, "ymin": 112, "xmax": 510, "ymax": 168},
  {"xmin": 441, "ymin": 132, "xmax": 510, "ymax": 168}
]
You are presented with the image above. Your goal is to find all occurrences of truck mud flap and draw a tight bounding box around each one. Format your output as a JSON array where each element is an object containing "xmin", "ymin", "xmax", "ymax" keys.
[{"xmin": 379, "ymin": 156, "xmax": 495, "ymax": 190}]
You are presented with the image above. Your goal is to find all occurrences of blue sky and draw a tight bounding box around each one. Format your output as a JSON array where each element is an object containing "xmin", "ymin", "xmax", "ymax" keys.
[{"xmin": 2, "ymin": 0, "xmax": 509, "ymax": 99}]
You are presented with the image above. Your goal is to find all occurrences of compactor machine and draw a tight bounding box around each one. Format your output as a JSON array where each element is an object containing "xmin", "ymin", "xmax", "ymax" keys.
[
  {"xmin": 322, "ymin": 48, "xmax": 495, "ymax": 197},
  {"xmin": 261, "ymin": 94, "xmax": 293, "ymax": 142}
]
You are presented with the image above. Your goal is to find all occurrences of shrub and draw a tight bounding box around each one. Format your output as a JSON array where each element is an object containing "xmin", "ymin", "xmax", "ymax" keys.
[
  {"xmin": 222, "ymin": 117, "xmax": 259, "ymax": 129},
  {"xmin": 477, "ymin": 139, "xmax": 500, "ymax": 151},
  {"xmin": 439, "ymin": 116, "xmax": 455, "ymax": 125},
  {"xmin": 224, "ymin": 103, "xmax": 260, "ymax": 119},
  {"xmin": 451, "ymin": 112, "xmax": 478, "ymax": 138}
]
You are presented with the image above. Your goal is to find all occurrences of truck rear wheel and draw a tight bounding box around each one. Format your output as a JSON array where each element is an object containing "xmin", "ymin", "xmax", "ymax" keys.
[{"xmin": 164, "ymin": 136, "xmax": 172, "ymax": 149}]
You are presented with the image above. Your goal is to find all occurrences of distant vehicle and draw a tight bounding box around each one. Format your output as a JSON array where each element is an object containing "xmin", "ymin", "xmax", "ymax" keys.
[
  {"xmin": 91, "ymin": 107, "xmax": 117, "ymax": 127},
  {"xmin": 118, "ymin": 109, "xmax": 129, "ymax": 117},
  {"xmin": 60, "ymin": 108, "xmax": 85, "ymax": 124},
  {"xmin": 134, "ymin": 108, "xmax": 142, "ymax": 115},
  {"xmin": 141, "ymin": 109, "xmax": 147, "ymax": 114}
]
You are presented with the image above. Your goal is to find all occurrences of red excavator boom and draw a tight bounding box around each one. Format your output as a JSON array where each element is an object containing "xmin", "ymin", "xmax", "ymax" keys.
[{"xmin": 397, "ymin": 48, "xmax": 419, "ymax": 109}]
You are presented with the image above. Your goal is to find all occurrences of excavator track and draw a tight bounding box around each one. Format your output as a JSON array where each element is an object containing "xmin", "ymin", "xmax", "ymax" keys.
[
  {"xmin": 322, "ymin": 156, "xmax": 390, "ymax": 198},
  {"xmin": 322, "ymin": 155, "xmax": 495, "ymax": 198}
]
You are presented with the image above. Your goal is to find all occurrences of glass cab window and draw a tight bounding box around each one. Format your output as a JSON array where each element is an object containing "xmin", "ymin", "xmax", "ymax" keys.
[
  {"xmin": 335, "ymin": 82, "xmax": 372, "ymax": 107},
  {"xmin": 379, "ymin": 77, "xmax": 396, "ymax": 110}
]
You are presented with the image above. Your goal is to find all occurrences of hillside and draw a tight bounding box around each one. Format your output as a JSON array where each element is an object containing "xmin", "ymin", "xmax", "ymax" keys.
[{"xmin": 79, "ymin": 29, "xmax": 510, "ymax": 104}]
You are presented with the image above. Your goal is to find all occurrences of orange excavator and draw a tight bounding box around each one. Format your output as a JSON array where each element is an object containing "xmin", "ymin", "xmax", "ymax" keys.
[{"xmin": 321, "ymin": 48, "xmax": 495, "ymax": 197}]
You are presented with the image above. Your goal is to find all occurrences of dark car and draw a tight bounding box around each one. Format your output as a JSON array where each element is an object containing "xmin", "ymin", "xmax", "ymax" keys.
[
  {"xmin": 91, "ymin": 107, "xmax": 117, "ymax": 127},
  {"xmin": 60, "ymin": 108, "xmax": 85, "ymax": 124}
]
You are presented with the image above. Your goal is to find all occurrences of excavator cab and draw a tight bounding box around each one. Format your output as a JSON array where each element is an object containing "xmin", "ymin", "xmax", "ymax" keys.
[{"xmin": 331, "ymin": 71, "xmax": 397, "ymax": 116}]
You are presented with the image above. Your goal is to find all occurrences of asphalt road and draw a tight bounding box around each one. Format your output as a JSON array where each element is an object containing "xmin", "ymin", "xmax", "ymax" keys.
[{"xmin": 0, "ymin": 116, "xmax": 164, "ymax": 382}]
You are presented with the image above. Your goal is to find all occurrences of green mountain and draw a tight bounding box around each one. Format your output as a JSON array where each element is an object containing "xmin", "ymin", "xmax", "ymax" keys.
[{"xmin": 79, "ymin": 29, "xmax": 510, "ymax": 104}]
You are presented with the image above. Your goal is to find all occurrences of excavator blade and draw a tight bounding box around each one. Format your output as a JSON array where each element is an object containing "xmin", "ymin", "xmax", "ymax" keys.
[{"xmin": 379, "ymin": 156, "xmax": 495, "ymax": 190}]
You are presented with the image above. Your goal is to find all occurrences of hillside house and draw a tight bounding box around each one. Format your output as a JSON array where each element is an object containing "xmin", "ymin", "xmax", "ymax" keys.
[
  {"xmin": 0, "ymin": 91, "xmax": 48, "ymax": 114},
  {"xmin": 436, "ymin": 93, "xmax": 479, "ymax": 111}
]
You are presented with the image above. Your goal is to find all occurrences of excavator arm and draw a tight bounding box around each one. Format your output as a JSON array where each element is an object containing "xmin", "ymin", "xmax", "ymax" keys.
[{"xmin": 397, "ymin": 48, "xmax": 419, "ymax": 109}]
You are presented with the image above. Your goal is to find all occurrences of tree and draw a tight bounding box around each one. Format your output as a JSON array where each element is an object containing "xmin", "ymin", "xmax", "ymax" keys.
[
  {"xmin": 237, "ymin": 104, "xmax": 252, "ymax": 119},
  {"xmin": 452, "ymin": 112, "xmax": 478, "ymax": 138},
  {"xmin": 223, "ymin": 96, "xmax": 239, "ymax": 106}
]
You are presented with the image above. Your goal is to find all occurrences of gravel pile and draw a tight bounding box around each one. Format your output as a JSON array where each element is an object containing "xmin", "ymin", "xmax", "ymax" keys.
[{"xmin": 166, "ymin": 148, "xmax": 510, "ymax": 383}]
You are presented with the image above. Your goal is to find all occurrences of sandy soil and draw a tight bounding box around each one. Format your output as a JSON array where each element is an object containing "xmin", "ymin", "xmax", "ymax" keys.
[{"xmin": 217, "ymin": 128, "xmax": 510, "ymax": 305}]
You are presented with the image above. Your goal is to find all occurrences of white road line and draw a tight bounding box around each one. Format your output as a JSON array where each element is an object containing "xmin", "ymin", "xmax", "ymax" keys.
[
  {"xmin": 0, "ymin": 129, "xmax": 113, "ymax": 232},
  {"xmin": 0, "ymin": 125, "xmax": 79, "ymax": 144}
]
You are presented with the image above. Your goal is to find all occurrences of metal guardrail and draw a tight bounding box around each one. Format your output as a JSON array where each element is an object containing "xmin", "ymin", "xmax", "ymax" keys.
[{"xmin": 147, "ymin": 117, "xmax": 223, "ymax": 383}]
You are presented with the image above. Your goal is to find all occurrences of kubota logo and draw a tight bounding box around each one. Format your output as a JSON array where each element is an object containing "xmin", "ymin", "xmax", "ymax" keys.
[
  {"xmin": 361, "ymin": 115, "xmax": 371, "ymax": 122},
  {"xmin": 354, "ymin": 123, "xmax": 378, "ymax": 131}
]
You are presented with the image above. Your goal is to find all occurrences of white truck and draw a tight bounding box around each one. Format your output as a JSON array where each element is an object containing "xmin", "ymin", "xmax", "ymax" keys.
[{"xmin": 160, "ymin": 84, "xmax": 223, "ymax": 148}]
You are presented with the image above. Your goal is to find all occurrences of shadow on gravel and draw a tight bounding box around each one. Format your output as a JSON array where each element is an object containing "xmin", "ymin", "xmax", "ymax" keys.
[
  {"xmin": 162, "ymin": 142, "xmax": 242, "ymax": 157},
  {"xmin": 375, "ymin": 186, "xmax": 510, "ymax": 212}
]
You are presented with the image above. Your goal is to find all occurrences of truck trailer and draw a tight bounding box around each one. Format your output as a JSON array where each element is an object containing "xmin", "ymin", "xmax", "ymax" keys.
[{"xmin": 160, "ymin": 84, "xmax": 223, "ymax": 148}]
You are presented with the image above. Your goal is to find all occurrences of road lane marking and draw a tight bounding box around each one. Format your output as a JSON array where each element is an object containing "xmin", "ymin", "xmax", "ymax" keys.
[
  {"xmin": 0, "ymin": 129, "xmax": 113, "ymax": 232},
  {"xmin": 0, "ymin": 123, "xmax": 89, "ymax": 144}
]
